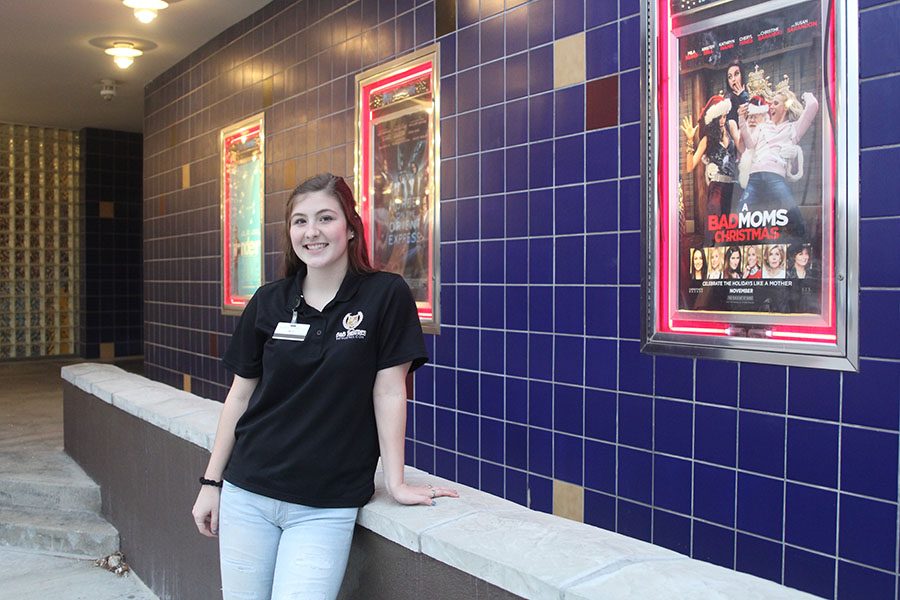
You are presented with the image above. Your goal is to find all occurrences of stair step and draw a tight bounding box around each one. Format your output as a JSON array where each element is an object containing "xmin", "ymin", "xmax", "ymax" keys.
[
  {"xmin": 0, "ymin": 505, "xmax": 119, "ymax": 558},
  {"xmin": 0, "ymin": 449, "xmax": 101, "ymax": 512}
]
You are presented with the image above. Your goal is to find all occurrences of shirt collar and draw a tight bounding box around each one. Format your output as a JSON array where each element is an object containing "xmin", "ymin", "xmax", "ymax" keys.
[{"xmin": 294, "ymin": 269, "xmax": 366, "ymax": 311}]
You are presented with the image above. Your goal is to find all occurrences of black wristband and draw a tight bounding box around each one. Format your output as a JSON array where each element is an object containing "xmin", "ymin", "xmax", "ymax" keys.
[{"xmin": 199, "ymin": 477, "xmax": 223, "ymax": 488}]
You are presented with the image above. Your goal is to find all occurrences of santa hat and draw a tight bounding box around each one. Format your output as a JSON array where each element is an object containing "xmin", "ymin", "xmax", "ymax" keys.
[
  {"xmin": 747, "ymin": 95, "xmax": 769, "ymax": 116},
  {"xmin": 701, "ymin": 95, "xmax": 732, "ymax": 124}
]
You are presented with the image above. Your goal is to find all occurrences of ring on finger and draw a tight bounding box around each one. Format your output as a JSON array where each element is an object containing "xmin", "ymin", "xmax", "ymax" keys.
[{"xmin": 431, "ymin": 489, "xmax": 436, "ymax": 498}]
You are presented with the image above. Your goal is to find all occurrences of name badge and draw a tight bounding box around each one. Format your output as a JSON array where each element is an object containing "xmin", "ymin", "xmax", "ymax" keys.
[{"xmin": 273, "ymin": 322, "xmax": 310, "ymax": 341}]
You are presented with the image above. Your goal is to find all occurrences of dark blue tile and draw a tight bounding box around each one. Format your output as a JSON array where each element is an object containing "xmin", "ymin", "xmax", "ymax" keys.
[
  {"xmin": 435, "ymin": 406, "xmax": 455, "ymax": 449},
  {"xmin": 693, "ymin": 521, "xmax": 735, "ymax": 569},
  {"xmin": 554, "ymin": 333, "xmax": 584, "ymax": 382},
  {"xmin": 480, "ymin": 417, "xmax": 504, "ymax": 463},
  {"xmin": 397, "ymin": 10, "xmax": 415, "ymax": 52},
  {"xmin": 654, "ymin": 398, "xmax": 693, "ymax": 458},
  {"xmin": 695, "ymin": 405, "xmax": 737, "ymax": 467},
  {"xmin": 527, "ymin": 0, "xmax": 553, "ymax": 47},
  {"xmin": 842, "ymin": 360, "xmax": 900, "ymax": 430},
  {"xmin": 415, "ymin": 403, "xmax": 434, "ymax": 443},
  {"xmin": 739, "ymin": 413, "xmax": 785, "ymax": 477},
  {"xmin": 861, "ymin": 75, "xmax": 900, "ymax": 148},
  {"xmin": 586, "ymin": 233, "xmax": 618, "ymax": 284},
  {"xmin": 506, "ymin": 99, "xmax": 528, "ymax": 146},
  {"xmin": 586, "ymin": 128, "xmax": 619, "ymax": 181},
  {"xmin": 414, "ymin": 441, "xmax": 433, "ymax": 472},
  {"xmin": 415, "ymin": 366, "xmax": 435, "ymax": 405},
  {"xmin": 618, "ymin": 393, "xmax": 651, "ymax": 449},
  {"xmin": 506, "ymin": 285, "xmax": 528, "ymax": 332},
  {"xmin": 586, "ymin": 286, "xmax": 617, "ymax": 337},
  {"xmin": 653, "ymin": 510, "xmax": 691, "ymax": 554},
  {"xmin": 506, "ymin": 240, "xmax": 528, "ymax": 284},
  {"xmin": 556, "ymin": 236, "xmax": 585, "ymax": 285},
  {"xmin": 860, "ymin": 219, "xmax": 900, "ymax": 287},
  {"xmin": 435, "ymin": 367, "xmax": 457, "ymax": 408},
  {"xmin": 528, "ymin": 189, "xmax": 553, "ymax": 235},
  {"xmin": 555, "ymin": 85, "xmax": 585, "ymax": 136},
  {"xmin": 555, "ymin": 135, "xmax": 584, "ymax": 185},
  {"xmin": 506, "ymin": 5, "xmax": 528, "ymax": 55},
  {"xmin": 860, "ymin": 291, "xmax": 900, "ymax": 359},
  {"xmin": 480, "ymin": 59, "xmax": 505, "ymax": 106},
  {"xmin": 586, "ymin": 180, "xmax": 618, "ymax": 232},
  {"xmin": 619, "ymin": 123, "xmax": 640, "ymax": 177},
  {"xmin": 528, "ymin": 473, "xmax": 553, "ymax": 513},
  {"xmin": 585, "ymin": 490, "xmax": 616, "ymax": 529},
  {"xmin": 586, "ymin": 0, "xmax": 617, "ymax": 27},
  {"xmin": 435, "ymin": 448, "xmax": 456, "ymax": 479},
  {"xmin": 737, "ymin": 534, "xmax": 783, "ymax": 585},
  {"xmin": 529, "ymin": 379, "xmax": 552, "ymax": 428},
  {"xmin": 696, "ymin": 359, "xmax": 738, "ymax": 406},
  {"xmin": 457, "ymin": 411, "xmax": 479, "ymax": 455},
  {"xmin": 456, "ymin": 154, "xmax": 479, "ymax": 197},
  {"xmin": 457, "ymin": 454, "xmax": 479, "ymax": 487},
  {"xmin": 654, "ymin": 455, "xmax": 692, "ymax": 514},
  {"xmin": 617, "ymin": 499, "xmax": 652, "ymax": 542},
  {"xmin": 480, "ymin": 194, "xmax": 504, "ymax": 239},
  {"xmin": 839, "ymin": 494, "xmax": 897, "ymax": 571},
  {"xmin": 784, "ymin": 546, "xmax": 835, "ymax": 599},
  {"xmin": 506, "ymin": 146, "xmax": 528, "ymax": 192},
  {"xmin": 619, "ymin": 15, "xmax": 639, "ymax": 70},
  {"xmin": 694, "ymin": 464, "xmax": 735, "ymax": 526},
  {"xmin": 456, "ymin": 197, "xmax": 479, "ymax": 239},
  {"xmin": 788, "ymin": 366, "xmax": 840, "ymax": 421},
  {"xmin": 618, "ymin": 232, "xmax": 640, "ymax": 284},
  {"xmin": 528, "ymin": 285, "xmax": 552, "ymax": 332},
  {"xmin": 618, "ymin": 286, "xmax": 639, "ymax": 340},
  {"xmin": 505, "ymin": 423, "xmax": 527, "ymax": 469},
  {"xmin": 585, "ymin": 389, "xmax": 616, "ymax": 442},
  {"xmin": 529, "ymin": 92, "xmax": 554, "ymax": 141},
  {"xmin": 586, "ymin": 23, "xmax": 618, "ymax": 79},
  {"xmin": 414, "ymin": 5, "xmax": 434, "ymax": 46},
  {"xmin": 785, "ymin": 483, "xmax": 837, "ymax": 554},
  {"xmin": 554, "ymin": 432, "xmax": 583, "ymax": 484},
  {"xmin": 841, "ymin": 427, "xmax": 899, "ymax": 501},
  {"xmin": 505, "ymin": 53, "xmax": 529, "ymax": 100},
  {"xmin": 837, "ymin": 561, "xmax": 896, "ymax": 600},
  {"xmin": 860, "ymin": 4, "xmax": 900, "ymax": 78},
  {"xmin": 480, "ymin": 328, "xmax": 504, "ymax": 373},
  {"xmin": 584, "ymin": 439, "xmax": 616, "ymax": 493},
  {"xmin": 528, "ymin": 45, "xmax": 553, "ymax": 95},
  {"xmin": 554, "ymin": 0, "xmax": 583, "ymax": 38},
  {"xmin": 528, "ymin": 428, "xmax": 552, "ymax": 476},
  {"xmin": 555, "ymin": 186, "xmax": 585, "ymax": 235},
  {"xmin": 619, "ymin": 69, "xmax": 640, "ymax": 125},
  {"xmin": 457, "ymin": 24, "xmax": 479, "ymax": 70},
  {"xmin": 618, "ymin": 177, "xmax": 640, "ymax": 231},
  {"xmin": 505, "ymin": 377, "xmax": 527, "ymax": 423},
  {"xmin": 480, "ymin": 14, "xmax": 504, "ymax": 62},
  {"xmin": 554, "ymin": 383, "xmax": 583, "ymax": 435},
  {"xmin": 456, "ymin": 283, "xmax": 478, "ymax": 325},
  {"xmin": 480, "ymin": 106, "xmax": 504, "ymax": 151},
  {"xmin": 619, "ymin": 340, "xmax": 652, "ymax": 395},
  {"xmin": 442, "ymin": 116, "xmax": 458, "ymax": 157},
  {"xmin": 506, "ymin": 191, "xmax": 528, "ymax": 236},
  {"xmin": 481, "ymin": 285, "xmax": 504, "ymax": 330},
  {"xmin": 506, "ymin": 331, "xmax": 527, "ymax": 377},
  {"xmin": 740, "ymin": 363, "xmax": 786, "ymax": 412},
  {"xmin": 737, "ymin": 472, "xmax": 783, "ymax": 540},
  {"xmin": 529, "ymin": 141, "xmax": 554, "ymax": 188},
  {"xmin": 528, "ymin": 238, "xmax": 553, "ymax": 284},
  {"xmin": 617, "ymin": 447, "xmax": 651, "ymax": 504},
  {"xmin": 585, "ymin": 337, "xmax": 617, "ymax": 390},
  {"xmin": 860, "ymin": 147, "xmax": 900, "ymax": 217},
  {"xmin": 505, "ymin": 468, "xmax": 528, "ymax": 506},
  {"xmin": 457, "ymin": 328, "xmax": 479, "ymax": 370},
  {"xmin": 787, "ymin": 419, "xmax": 838, "ymax": 488},
  {"xmin": 655, "ymin": 355, "xmax": 693, "ymax": 400},
  {"xmin": 480, "ymin": 149, "xmax": 504, "ymax": 194},
  {"xmin": 619, "ymin": 0, "xmax": 639, "ymax": 17},
  {"xmin": 481, "ymin": 461, "xmax": 504, "ymax": 497},
  {"xmin": 456, "ymin": 369, "xmax": 479, "ymax": 413},
  {"xmin": 456, "ymin": 68, "xmax": 480, "ymax": 113}
]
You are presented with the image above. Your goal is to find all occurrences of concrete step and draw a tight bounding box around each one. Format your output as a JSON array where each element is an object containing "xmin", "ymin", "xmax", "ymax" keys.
[
  {"xmin": 0, "ymin": 449, "xmax": 101, "ymax": 512},
  {"xmin": 0, "ymin": 505, "xmax": 119, "ymax": 558}
]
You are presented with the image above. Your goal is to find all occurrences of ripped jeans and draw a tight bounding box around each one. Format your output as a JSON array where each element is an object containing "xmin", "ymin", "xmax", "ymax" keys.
[{"xmin": 219, "ymin": 481, "xmax": 358, "ymax": 600}]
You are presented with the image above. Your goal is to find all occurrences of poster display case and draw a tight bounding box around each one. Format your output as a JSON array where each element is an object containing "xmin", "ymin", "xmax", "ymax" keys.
[
  {"xmin": 642, "ymin": 0, "xmax": 859, "ymax": 369},
  {"xmin": 355, "ymin": 46, "xmax": 441, "ymax": 334},
  {"xmin": 221, "ymin": 114, "xmax": 265, "ymax": 315}
]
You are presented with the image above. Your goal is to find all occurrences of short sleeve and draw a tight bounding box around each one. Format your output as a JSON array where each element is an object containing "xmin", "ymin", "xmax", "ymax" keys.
[
  {"xmin": 222, "ymin": 292, "xmax": 266, "ymax": 378},
  {"xmin": 376, "ymin": 276, "xmax": 429, "ymax": 373}
]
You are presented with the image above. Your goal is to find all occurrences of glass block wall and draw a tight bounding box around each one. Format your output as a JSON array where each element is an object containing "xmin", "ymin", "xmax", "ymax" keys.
[{"xmin": 0, "ymin": 123, "xmax": 80, "ymax": 359}]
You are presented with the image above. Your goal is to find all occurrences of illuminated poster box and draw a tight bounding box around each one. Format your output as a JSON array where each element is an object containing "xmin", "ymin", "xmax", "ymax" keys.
[
  {"xmin": 642, "ymin": 0, "xmax": 859, "ymax": 370},
  {"xmin": 355, "ymin": 46, "xmax": 441, "ymax": 334}
]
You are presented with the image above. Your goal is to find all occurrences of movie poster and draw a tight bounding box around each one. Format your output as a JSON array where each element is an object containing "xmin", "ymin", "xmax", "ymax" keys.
[{"xmin": 676, "ymin": 0, "xmax": 828, "ymax": 318}]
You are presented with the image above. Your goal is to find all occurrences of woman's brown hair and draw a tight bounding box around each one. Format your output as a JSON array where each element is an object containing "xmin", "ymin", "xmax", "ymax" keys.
[{"xmin": 283, "ymin": 173, "xmax": 375, "ymax": 278}]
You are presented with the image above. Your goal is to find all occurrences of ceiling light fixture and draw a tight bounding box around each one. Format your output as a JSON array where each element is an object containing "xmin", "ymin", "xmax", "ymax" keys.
[
  {"xmin": 123, "ymin": 0, "xmax": 169, "ymax": 24},
  {"xmin": 105, "ymin": 42, "xmax": 143, "ymax": 69}
]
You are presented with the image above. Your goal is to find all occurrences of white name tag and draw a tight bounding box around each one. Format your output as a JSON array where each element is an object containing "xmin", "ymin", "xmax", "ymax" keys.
[{"xmin": 273, "ymin": 322, "xmax": 310, "ymax": 341}]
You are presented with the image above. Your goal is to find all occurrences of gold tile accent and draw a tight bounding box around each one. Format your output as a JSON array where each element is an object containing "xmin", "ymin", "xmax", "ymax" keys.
[
  {"xmin": 284, "ymin": 159, "xmax": 297, "ymax": 190},
  {"xmin": 182, "ymin": 164, "xmax": 191, "ymax": 189},
  {"xmin": 553, "ymin": 32, "xmax": 586, "ymax": 89},
  {"xmin": 169, "ymin": 127, "xmax": 177, "ymax": 149},
  {"xmin": 263, "ymin": 77, "xmax": 274, "ymax": 108},
  {"xmin": 99, "ymin": 201, "xmax": 115, "ymax": 219},
  {"xmin": 99, "ymin": 343, "xmax": 115, "ymax": 360},
  {"xmin": 552, "ymin": 480, "xmax": 584, "ymax": 523},
  {"xmin": 159, "ymin": 196, "xmax": 167, "ymax": 216},
  {"xmin": 183, "ymin": 374, "xmax": 192, "ymax": 393}
]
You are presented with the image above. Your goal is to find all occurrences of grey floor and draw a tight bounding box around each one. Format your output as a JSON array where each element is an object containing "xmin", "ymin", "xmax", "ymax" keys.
[{"xmin": 0, "ymin": 358, "xmax": 159, "ymax": 600}]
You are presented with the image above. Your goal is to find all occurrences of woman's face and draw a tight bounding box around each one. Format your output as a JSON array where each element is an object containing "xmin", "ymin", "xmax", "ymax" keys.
[
  {"xmin": 767, "ymin": 247, "xmax": 783, "ymax": 269},
  {"xmin": 770, "ymin": 94, "xmax": 788, "ymax": 123},
  {"xmin": 709, "ymin": 248, "xmax": 721, "ymax": 269},
  {"xmin": 795, "ymin": 248, "xmax": 810, "ymax": 267},
  {"xmin": 693, "ymin": 250, "xmax": 704, "ymax": 271},
  {"xmin": 747, "ymin": 247, "xmax": 758, "ymax": 267},
  {"xmin": 289, "ymin": 190, "xmax": 351, "ymax": 273},
  {"xmin": 727, "ymin": 66, "xmax": 743, "ymax": 94},
  {"xmin": 729, "ymin": 250, "xmax": 741, "ymax": 270},
  {"xmin": 718, "ymin": 114, "xmax": 727, "ymax": 129}
]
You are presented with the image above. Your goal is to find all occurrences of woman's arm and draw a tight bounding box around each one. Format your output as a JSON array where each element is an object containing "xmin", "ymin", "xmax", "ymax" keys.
[
  {"xmin": 728, "ymin": 119, "xmax": 744, "ymax": 154},
  {"xmin": 791, "ymin": 92, "xmax": 819, "ymax": 143},
  {"xmin": 373, "ymin": 363, "xmax": 458, "ymax": 505},
  {"xmin": 191, "ymin": 374, "xmax": 258, "ymax": 537}
]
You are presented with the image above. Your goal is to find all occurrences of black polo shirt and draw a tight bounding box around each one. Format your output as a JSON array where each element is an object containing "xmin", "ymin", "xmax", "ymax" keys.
[{"xmin": 221, "ymin": 270, "xmax": 427, "ymax": 508}]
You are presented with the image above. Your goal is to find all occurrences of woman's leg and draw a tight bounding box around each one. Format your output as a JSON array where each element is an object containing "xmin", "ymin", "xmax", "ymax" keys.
[
  {"xmin": 270, "ymin": 505, "xmax": 359, "ymax": 600},
  {"xmin": 219, "ymin": 481, "xmax": 282, "ymax": 600}
]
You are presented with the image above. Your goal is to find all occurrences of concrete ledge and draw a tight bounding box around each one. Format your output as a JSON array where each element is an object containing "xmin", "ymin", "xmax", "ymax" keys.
[{"xmin": 62, "ymin": 363, "xmax": 815, "ymax": 600}]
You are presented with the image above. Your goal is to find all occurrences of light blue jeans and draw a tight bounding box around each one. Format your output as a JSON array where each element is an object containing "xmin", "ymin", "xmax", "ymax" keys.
[{"xmin": 219, "ymin": 481, "xmax": 358, "ymax": 600}]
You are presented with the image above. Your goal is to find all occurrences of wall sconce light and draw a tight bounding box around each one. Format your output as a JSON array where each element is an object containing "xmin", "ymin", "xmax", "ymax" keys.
[
  {"xmin": 105, "ymin": 42, "xmax": 143, "ymax": 69},
  {"xmin": 123, "ymin": 0, "xmax": 169, "ymax": 24}
]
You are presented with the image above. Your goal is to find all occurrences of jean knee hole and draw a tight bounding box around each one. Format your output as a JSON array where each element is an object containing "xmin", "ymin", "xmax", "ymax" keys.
[
  {"xmin": 293, "ymin": 552, "xmax": 335, "ymax": 571},
  {"xmin": 221, "ymin": 556, "xmax": 258, "ymax": 574}
]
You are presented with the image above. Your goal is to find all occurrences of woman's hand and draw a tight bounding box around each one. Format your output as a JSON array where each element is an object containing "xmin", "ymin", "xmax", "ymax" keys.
[
  {"xmin": 680, "ymin": 116, "xmax": 697, "ymax": 141},
  {"xmin": 191, "ymin": 485, "xmax": 222, "ymax": 537},
  {"xmin": 388, "ymin": 482, "xmax": 459, "ymax": 506}
]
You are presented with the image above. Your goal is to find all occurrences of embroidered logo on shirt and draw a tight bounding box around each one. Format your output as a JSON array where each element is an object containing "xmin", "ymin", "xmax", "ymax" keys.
[{"xmin": 337, "ymin": 311, "xmax": 366, "ymax": 340}]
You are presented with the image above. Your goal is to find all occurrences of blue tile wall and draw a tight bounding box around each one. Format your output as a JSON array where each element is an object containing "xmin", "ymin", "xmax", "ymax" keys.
[{"xmin": 144, "ymin": 0, "xmax": 900, "ymax": 597}]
